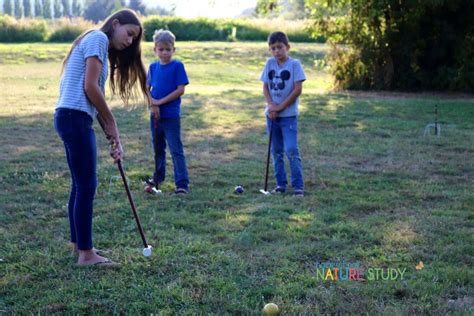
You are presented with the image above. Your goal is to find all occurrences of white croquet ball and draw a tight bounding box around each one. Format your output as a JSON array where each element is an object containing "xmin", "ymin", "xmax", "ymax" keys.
[{"xmin": 143, "ymin": 245, "xmax": 153, "ymax": 257}]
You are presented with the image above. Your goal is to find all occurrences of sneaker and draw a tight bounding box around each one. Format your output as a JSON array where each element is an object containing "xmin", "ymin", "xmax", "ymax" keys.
[
  {"xmin": 144, "ymin": 184, "xmax": 152, "ymax": 193},
  {"xmin": 145, "ymin": 178, "xmax": 156, "ymax": 186},
  {"xmin": 174, "ymin": 188, "xmax": 189, "ymax": 195},
  {"xmin": 271, "ymin": 186, "xmax": 286, "ymax": 194},
  {"xmin": 144, "ymin": 178, "xmax": 162, "ymax": 194},
  {"xmin": 293, "ymin": 189, "xmax": 304, "ymax": 197},
  {"xmin": 144, "ymin": 184, "xmax": 162, "ymax": 194}
]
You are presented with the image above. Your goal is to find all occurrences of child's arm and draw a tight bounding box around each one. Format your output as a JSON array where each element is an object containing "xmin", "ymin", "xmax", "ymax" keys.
[
  {"xmin": 151, "ymin": 85, "xmax": 185, "ymax": 106},
  {"xmin": 147, "ymin": 84, "xmax": 159, "ymax": 120},
  {"xmin": 84, "ymin": 56, "xmax": 122, "ymax": 161},
  {"xmin": 263, "ymin": 83, "xmax": 279, "ymax": 120},
  {"xmin": 263, "ymin": 83, "xmax": 276, "ymax": 107},
  {"xmin": 146, "ymin": 84, "xmax": 154, "ymax": 108},
  {"xmin": 269, "ymin": 81, "xmax": 303, "ymax": 113},
  {"xmin": 146, "ymin": 84, "xmax": 152, "ymax": 101}
]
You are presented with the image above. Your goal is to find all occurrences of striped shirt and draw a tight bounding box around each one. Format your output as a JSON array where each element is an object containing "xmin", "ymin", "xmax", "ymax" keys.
[{"xmin": 56, "ymin": 30, "xmax": 109, "ymax": 119}]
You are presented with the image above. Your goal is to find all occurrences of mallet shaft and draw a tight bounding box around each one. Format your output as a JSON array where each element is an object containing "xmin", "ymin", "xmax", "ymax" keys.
[
  {"xmin": 264, "ymin": 121, "xmax": 273, "ymax": 192},
  {"xmin": 117, "ymin": 160, "xmax": 148, "ymax": 248}
]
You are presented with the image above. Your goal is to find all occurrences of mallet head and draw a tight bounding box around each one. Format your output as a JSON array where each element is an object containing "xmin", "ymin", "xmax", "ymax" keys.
[
  {"xmin": 143, "ymin": 245, "xmax": 153, "ymax": 257},
  {"xmin": 260, "ymin": 189, "xmax": 271, "ymax": 196}
]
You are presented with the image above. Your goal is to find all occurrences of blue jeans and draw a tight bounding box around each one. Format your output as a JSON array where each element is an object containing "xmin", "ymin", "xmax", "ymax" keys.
[
  {"xmin": 54, "ymin": 108, "xmax": 97, "ymax": 250},
  {"xmin": 267, "ymin": 116, "xmax": 304, "ymax": 191},
  {"xmin": 150, "ymin": 116, "xmax": 189, "ymax": 190}
]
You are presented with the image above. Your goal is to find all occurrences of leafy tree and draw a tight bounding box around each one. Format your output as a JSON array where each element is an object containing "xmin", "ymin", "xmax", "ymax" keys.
[
  {"xmin": 23, "ymin": 0, "xmax": 32, "ymax": 17},
  {"xmin": 288, "ymin": 0, "xmax": 309, "ymax": 19},
  {"xmin": 61, "ymin": 0, "xmax": 70, "ymax": 17},
  {"xmin": 115, "ymin": 0, "xmax": 129, "ymax": 12},
  {"xmin": 53, "ymin": 0, "xmax": 62, "ymax": 18},
  {"xmin": 256, "ymin": 0, "xmax": 309, "ymax": 19},
  {"xmin": 14, "ymin": 0, "xmax": 24, "ymax": 18},
  {"xmin": 71, "ymin": 0, "xmax": 81, "ymax": 17},
  {"xmin": 305, "ymin": 0, "xmax": 348, "ymax": 42},
  {"xmin": 42, "ymin": 0, "xmax": 52, "ymax": 18},
  {"xmin": 34, "ymin": 0, "xmax": 42, "ymax": 16},
  {"xmin": 306, "ymin": 0, "xmax": 474, "ymax": 92},
  {"xmin": 146, "ymin": 5, "xmax": 174, "ymax": 16},
  {"xmin": 113, "ymin": 0, "xmax": 125, "ymax": 12},
  {"xmin": 129, "ymin": 0, "xmax": 146, "ymax": 15},
  {"xmin": 83, "ymin": 0, "xmax": 114, "ymax": 22},
  {"xmin": 3, "ymin": 0, "xmax": 13, "ymax": 15},
  {"xmin": 256, "ymin": 0, "xmax": 280, "ymax": 16}
]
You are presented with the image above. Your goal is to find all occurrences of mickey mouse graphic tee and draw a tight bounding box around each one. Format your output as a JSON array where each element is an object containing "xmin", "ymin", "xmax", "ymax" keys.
[{"xmin": 260, "ymin": 56, "xmax": 306, "ymax": 117}]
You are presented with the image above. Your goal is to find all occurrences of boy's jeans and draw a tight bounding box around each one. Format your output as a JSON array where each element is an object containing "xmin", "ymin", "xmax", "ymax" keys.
[
  {"xmin": 266, "ymin": 116, "xmax": 304, "ymax": 191},
  {"xmin": 150, "ymin": 116, "xmax": 189, "ymax": 190}
]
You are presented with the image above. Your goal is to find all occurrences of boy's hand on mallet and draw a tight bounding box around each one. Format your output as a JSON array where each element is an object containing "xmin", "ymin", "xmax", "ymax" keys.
[
  {"xmin": 151, "ymin": 106, "xmax": 160, "ymax": 121},
  {"xmin": 270, "ymin": 102, "xmax": 286, "ymax": 112},
  {"xmin": 268, "ymin": 102, "xmax": 280, "ymax": 112},
  {"xmin": 151, "ymin": 97, "xmax": 162, "ymax": 106},
  {"xmin": 267, "ymin": 101, "xmax": 277, "ymax": 109},
  {"xmin": 267, "ymin": 102, "xmax": 279, "ymax": 120},
  {"xmin": 268, "ymin": 111, "xmax": 278, "ymax": 121}
]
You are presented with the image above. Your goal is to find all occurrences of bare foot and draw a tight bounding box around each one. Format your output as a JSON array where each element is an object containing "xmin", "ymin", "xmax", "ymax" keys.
[
  {"xmin": 70, "ymin": 243, "xmax": 103, "ymax": 256},
  {"xmin": 76, "ymin": 249, "xmax": 119, "ymax": 267}
]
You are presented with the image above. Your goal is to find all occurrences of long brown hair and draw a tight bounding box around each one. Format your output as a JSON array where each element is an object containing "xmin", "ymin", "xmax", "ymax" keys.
[{"xmin": 62, "ymin": 9, "xmax": 148, "ymax": 104}]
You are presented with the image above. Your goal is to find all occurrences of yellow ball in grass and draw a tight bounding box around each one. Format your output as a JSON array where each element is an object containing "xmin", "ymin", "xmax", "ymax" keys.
[{"xmin": 263, "ymin": 303, "xmax": 279, "ymax": 315}]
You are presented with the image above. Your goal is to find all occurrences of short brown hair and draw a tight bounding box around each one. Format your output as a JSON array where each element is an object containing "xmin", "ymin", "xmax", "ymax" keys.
[
  {"xmin": 268, "ymin": 31, "xmax": 289, "ymax": 46},
  {"xmin": 153, "ymin": 29, "xmax": 176, "ymax": 46}
]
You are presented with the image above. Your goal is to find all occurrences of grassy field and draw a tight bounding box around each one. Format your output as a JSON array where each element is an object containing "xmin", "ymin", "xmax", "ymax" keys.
[{"xmin": 0, "ymin": 41, "xmax": 473, "ymax": 314}]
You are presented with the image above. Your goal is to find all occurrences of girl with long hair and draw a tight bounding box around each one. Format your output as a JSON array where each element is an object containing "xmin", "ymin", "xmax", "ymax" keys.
[{"xmin": 54, "ymin": 9, "xmax": 148, "ymax": 266}]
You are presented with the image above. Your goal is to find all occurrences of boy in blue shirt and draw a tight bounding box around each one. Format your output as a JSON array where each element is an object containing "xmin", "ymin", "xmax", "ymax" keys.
[
  {"xmin": 146, "ymin": 29, "xmax": 190, "ymax": 194},
  {"xmin": 260, "ymin": 31, "xmax": 306, "ymax": 196}
]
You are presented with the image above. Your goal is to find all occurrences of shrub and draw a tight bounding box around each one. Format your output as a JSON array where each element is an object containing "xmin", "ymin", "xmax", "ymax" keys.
[
  {"xmin": 143, "ymin": 16, "xmax": 320, "ymax": 42},
  {"xmin": 144, "ymin": 17, "xmax": 224, "ymax": 41},
  {"xmin": 48, "ymin": 18, "xmax": 95, "ymax": 42},
  {"xmin": 240, "ymin": 18, "xmax": 319, "ymax": 42},
  {"xmin": 308, "ymin": 0, "xmax": 474, "ymax": 92},
  {"xmin": 0, "ymin": 15, "xmax": 323, "ymax": 44},
  {"xmin": 0, "ymin": 15, "xmax": 47, "ymax": 42}
]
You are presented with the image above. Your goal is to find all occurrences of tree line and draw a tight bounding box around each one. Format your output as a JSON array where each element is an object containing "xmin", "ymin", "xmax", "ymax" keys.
[
  {"xmin": 256, "ymin": 0, "xmax": 472, "ymax": 92},
  {"xmin": 2, "ymin": 0, "xmax": 171, "ymax": 22},
  {"xmin": 3, "ymin": 0, "xmax": 471, "ymax": 92},
  {"xmin": 307, "ymin": 0, "xmax": 473, "ymax": 92},
  {"xmin": 2, "ymin": 0, "xmax": 310, "ymax": 22}
]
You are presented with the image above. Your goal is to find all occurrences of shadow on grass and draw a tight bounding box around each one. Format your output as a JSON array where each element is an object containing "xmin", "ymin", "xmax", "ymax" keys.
[{"xmin": 1, "ymin": 89, "xmax": 473, "ymax": 314}]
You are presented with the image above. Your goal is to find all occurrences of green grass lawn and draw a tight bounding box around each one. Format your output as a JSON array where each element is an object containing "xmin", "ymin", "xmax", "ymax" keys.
[{"xmin": 0, "ymin": 42, "xmax": 473, "ymax": 314}]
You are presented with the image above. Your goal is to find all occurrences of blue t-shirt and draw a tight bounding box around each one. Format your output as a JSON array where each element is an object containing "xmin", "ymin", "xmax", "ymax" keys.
[
  {"xmin": 56, "ymin": 30, "xmax": 109, "ymax": 119},
  {"xmin": 147, "ymin": 60, "xmax": 189, "ymax": 118},
  {"xmin": 260, "ymin": 56, "xmax": 306, "ymax": 117}
]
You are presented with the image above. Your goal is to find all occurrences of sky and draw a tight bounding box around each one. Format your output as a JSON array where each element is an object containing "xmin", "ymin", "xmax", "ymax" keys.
[
  {"xmin": 0, "ymin": 0, "xmax": 258, "ymax": 18},
  {"xmin": 145, "ymin": 0, "xmax": 257, "ymax": 18}
]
